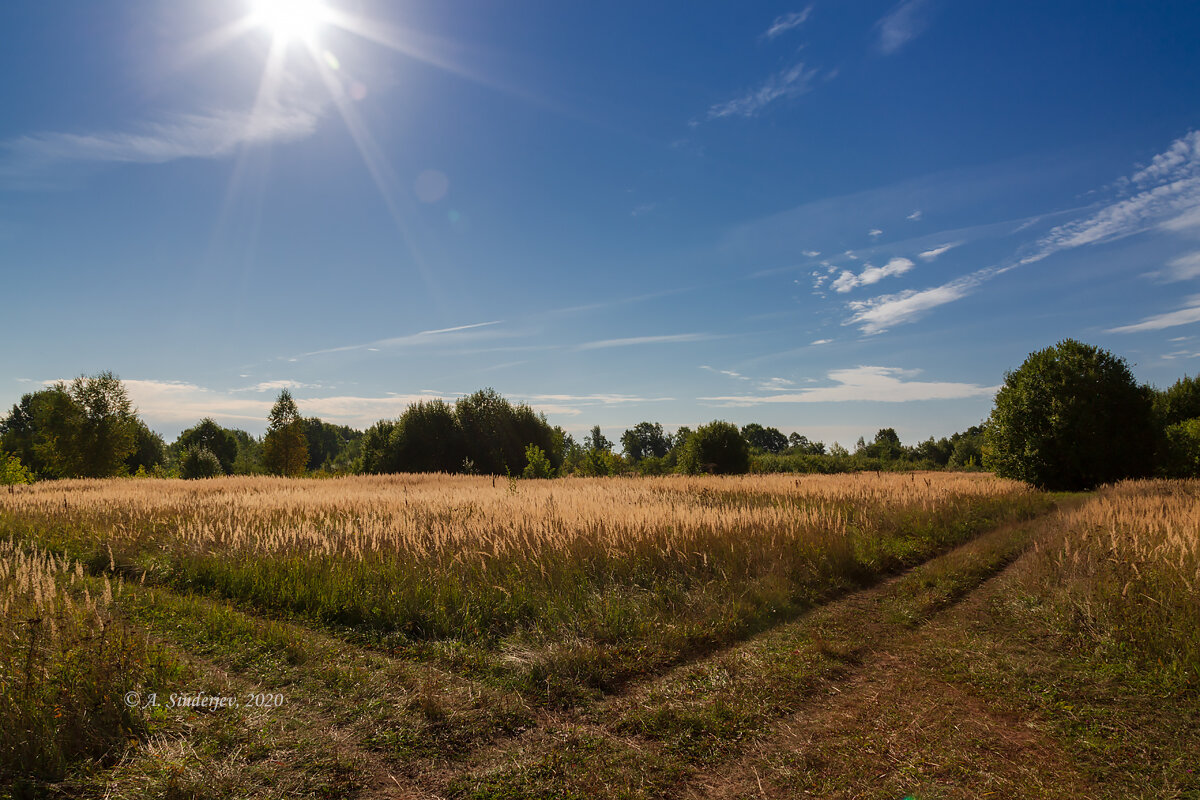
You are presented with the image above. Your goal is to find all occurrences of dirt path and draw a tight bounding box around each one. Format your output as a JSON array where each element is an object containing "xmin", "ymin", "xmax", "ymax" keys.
[{"xmin": 680, "ymin": 543, "xmax": 1093, "ymax": 799}]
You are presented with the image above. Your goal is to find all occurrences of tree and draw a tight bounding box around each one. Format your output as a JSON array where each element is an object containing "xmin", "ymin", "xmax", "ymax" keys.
[
  {"xmin": 1154, "ymin": 374, "xmax": 1200, "ymax": 427},
  {"xmin": 621, "ymin": 422, "xmax": 670, "ymax": 462},
  {"xmin": 390, "ymin": 400, "xmax": 467, "ymax": 473},
  {"xmin": 1159, "ymin": 418, "xmax": 1200, "ymax": 478},
  {"xmin": 861, "ymin": 428, "xmax": 905, "ymax": 461},
  {"xmin": 262, "ymin": 390, "xmax": 309, "ymax": 476},
  {"xmin": 741, "ymin": 423, "xmax": 788, "ymax": 454},
  {"xmin": 126, "ymin": 420, "xmax": 166, "ymax": 474},
  {"xmin": 522, "ymin": 444, "xmax": 555, "ymax": 478},
  {"xmin": 678, "ymin": 420, "xmax": 750, "ymax": 474},
  {"xmin": 180, "ymin": 446, "xmax": 224, "ymax": 479},
  {"xmin": 1, "ymin": 452, "xmax": 33, "ymax": 488},
  {"xmin": 177, "ymin": 418, "xmax": 237, "ymax": 474},
  {"xmin": 788, "ymin": 433, "xmax": 825, "ymax": 456},
  {"xmin": 983, "ymin": 340, "xmax": 1155, "ymax": 490},
  {"xmin": 583, "ymin": 425, "xmax": 612, "ymax": 453}
]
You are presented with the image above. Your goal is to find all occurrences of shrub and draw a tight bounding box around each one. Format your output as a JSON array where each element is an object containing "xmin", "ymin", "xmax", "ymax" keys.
[
  {"xmin": 179, "ymin": 446, "xmax": 224, "ymax": 479},
  {"xmin": 984, "ymin": 339, "xmax": 1154, "ymax": 490},
  {"xmin": 678, "ymin": 421, "xmax": 750, "ymax": 475},
  {"xmin": 521, "ymin": 444, "xmax": 555, "ymax": 479}
]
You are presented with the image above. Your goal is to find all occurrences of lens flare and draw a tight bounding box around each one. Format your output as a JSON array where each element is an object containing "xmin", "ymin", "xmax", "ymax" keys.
[{"xmin": 249, "ymin": 0, "xmax": 328, "ymax": 43}]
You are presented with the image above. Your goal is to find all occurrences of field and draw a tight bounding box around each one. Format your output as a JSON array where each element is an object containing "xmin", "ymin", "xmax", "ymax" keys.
[{"xmin": 1, "ymin": 473, "xmax": 1196, "ymax": 798}]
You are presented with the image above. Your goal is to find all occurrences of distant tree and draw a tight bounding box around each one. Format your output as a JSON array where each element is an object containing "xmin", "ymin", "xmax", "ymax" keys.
[
  {"xmin": 359, "ymin": 420, "xmax": 399, "ymax": 474},
  {"xmin": 947, "ymin": 428, "xmax": 985, "ymax": 470},
  {"xmin": 787, "ymin": 433, "xmax": 826, "ymax": 455},
  {"xmin": 178, "ymin": 418, "xmax": 238, "ymax": 474},
  {"xmin": 828, "ymin": 441, "xmax": 850, "ymax": 458},
  {"xmin": 984, "ymin": 340, "xmax": 1154, "ymax": 490},
  {"xmin": 228, "ymin": 429, "xmax": 266, "ymax": 475},
  {"xmin": 741, "ymin": 423, "xmax": 787, "ymax": 454},
  {"xmin": 859, "ymin": 428, "xmax": 905, "ymax": 461},
  {"xmin": 1154, "ymin": 374, "xmax": 1200, "ymax": 427},
  {"xmin": 262, "ymin": 390, "xmax": 309, "ymax": 476},
  {"xmin": 914, "ymin": 437, "xmax": 951, "ymax": 466},
  {"xmin": 302, "ymin": 418, "xmax": 363, "ymax": 472},
  {"xmin": 678, "ymin": 420, "xmax": 750, "ymax": 475},
  {"xmin": 390, "ymin": 400, "xmax": 467, "ymax": 473},
  {"xmin": 180, "ymin": 446, "xmax": 224, "ymax": 479},
  {"xmin": 125, "ymin": 420, "xmax": 166, "ymax": 474},
  {"xmin": 621, "ymin": 422, "xmax": 670, "ymax": 462},
  {"xmin": 583, "ymin": 425, "xmax": 612, "ymax": 453},
  {"xmin": 1159, "ymin": 418, "xmax": 1200, "ymax": 478}
]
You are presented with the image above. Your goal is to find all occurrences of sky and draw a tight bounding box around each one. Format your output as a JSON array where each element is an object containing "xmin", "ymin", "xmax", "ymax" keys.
[{"xmin": 3, "ymin": 0, "xmax": 1200, "ymax": 447}]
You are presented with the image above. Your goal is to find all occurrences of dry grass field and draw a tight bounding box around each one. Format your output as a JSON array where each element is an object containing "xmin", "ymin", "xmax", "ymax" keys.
[{"xmin": 1, "ymin": 473, "xmax": 1196, "ymax": 798}]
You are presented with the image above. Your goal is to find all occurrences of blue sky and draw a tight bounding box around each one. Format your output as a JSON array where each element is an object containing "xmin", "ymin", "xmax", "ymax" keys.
[{"xmin": 4, "ymin": 0, "xmax": 1200, "ymax": 447}]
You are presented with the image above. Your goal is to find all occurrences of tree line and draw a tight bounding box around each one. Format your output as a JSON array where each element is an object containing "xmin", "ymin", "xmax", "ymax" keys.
[{"xmin": 3, "ymin": 342, "xmax": 1199, "ymax": 487}]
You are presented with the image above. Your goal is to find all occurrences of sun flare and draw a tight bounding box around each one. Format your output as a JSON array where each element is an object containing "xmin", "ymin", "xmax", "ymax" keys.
[{"xmin": 249, "ymin": 0, "xmax": 329, "ymax": 44}]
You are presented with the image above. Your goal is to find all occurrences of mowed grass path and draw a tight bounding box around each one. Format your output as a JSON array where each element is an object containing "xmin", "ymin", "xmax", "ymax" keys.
[{"xmin": 2, "ymin": 475, "xmax": 1195, "ymax": 797}]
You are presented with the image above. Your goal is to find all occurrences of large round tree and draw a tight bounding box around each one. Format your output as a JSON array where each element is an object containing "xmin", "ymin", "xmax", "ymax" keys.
[{"xmin": 983, "ymin": 340, "xmax": 1154, "ymax": 490}]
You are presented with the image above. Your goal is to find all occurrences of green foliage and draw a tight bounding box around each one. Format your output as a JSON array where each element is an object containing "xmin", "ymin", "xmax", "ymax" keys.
[
  {"xmin": 741, "ymin": 423, "xmax": 788, "ymax": 454},
  {"xmin": 787, "ymin": 432, "xmax": 826, "ymax": 455},
  {"xmin": 391, "ymin": 400, "xmax": 467, "ymax": 473},
  {"xmin": 0, "ymin": 373, "xmax": 139, "ymax": 479},
  {"xmin": 263, "ymin": 390, "xmax": 309, "ymax": 477},
  {"xmin": 984, "ymin": 340, "xmax": 1155, "ymax": 490},
  {"xmin": 302, "ymin": 417, "xmax": 363, "ymax": 472},
  {"xmin": 521, "ymin": 444, "xmax": 555, "ymax": 478},
  {"xmin": 621, "ymin": 422, "xmax": 670, "ymax": 462},
  {"xmin": 1159, "ymin": 418, "xmax": 1200, "ymax": 477},
  {"xmin": 1, "ymin": 451, "xmax": 33, "ymax": 486},
  {"xmin": 177, "ymin": 418, "xmax": 237, "ymax": 474},
  {"xmin": 124, "ymin": 420, "xmax": 166, "ymax": 474},
  {"xmin": 678, "ymin": 420, "xmax": 750, "ymax": 474},
  {"xmin": 583, "ymin": 425, "xmax": 612, "ymax": 453},
  {"xmin": 1154, "ymin": 374, "xmax": 1200, "ymax": 426},
  {"xmin": 859, "ymin": 428, "xmax": 904, "ymax": 460},
  {"xmin": 574, "ymin": 448, "xmax": 624, "ymax": 476},
  {"xmin": 180, "ymin": 446, "xmax": 224, "ymax": 479}
]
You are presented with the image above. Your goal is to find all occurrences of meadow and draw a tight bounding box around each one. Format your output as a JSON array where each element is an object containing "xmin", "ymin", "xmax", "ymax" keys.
[{"xmin": 1, "ymin": 473, "xmax": 1195, "ymax": 798}]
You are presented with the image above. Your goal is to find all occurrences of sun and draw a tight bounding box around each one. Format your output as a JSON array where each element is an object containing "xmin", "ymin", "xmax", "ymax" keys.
[{"xmin": 249, "ymin": 0, "xmax": 329, "ymax": 44}]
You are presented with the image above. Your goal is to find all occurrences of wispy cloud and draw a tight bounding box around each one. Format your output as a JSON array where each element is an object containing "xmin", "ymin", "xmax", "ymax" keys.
[
  {"xmin": 763, "ymin": 7, "xmax": 813, "ymax": 39},
  {"xmin": 1024, "ymin": 131, "xmax": 1200, "ymax": 263},
  {"xmin": 1108, "ymin": 295, "xmax": 1200, "ymax": 334},
  {"xmin": 1152, "ymin": 251, "xmax": 1200, "ymax": 282},
  {"xmin": 3, "ymin": 102, "xmax": 323, "ymax": 172},
  {"xmin": 577, "ymin": 333, "xmax": 716, "ymax": 350},
  {"xmin": 522, "ymin": 393, "xmax": 673, "ymax": 405},
  {"xmin": 907, "ymin": 210, "xmax": 923, "ymax": 221},
  {"xmin": 918, "ymin": 242, "xmax": 959, "ymax": 261},
  {"xmin": 830, "ymin": 257, "xmax": 915, "ymax": 293},
  {"xmin": 233, "ymin": 379, "xmax": 323, "ymax": 393},
  {"xmin": 707, "ymin": 62, "xmax": 819, "ymax": 120},
  {"xmin": 302, "ymin": 320, "xmax": 506, "ymax": 357},
  {"xmin": 868, "ymin": 228, "xmax": 883, "ymax": 238},
  {"xmin": 846, "ymin": 274, "xmax": 979, "ymax": 334},
  {"xmin": 701, "ymin": 365, "xmax": 750, "ymax": 380},
  {"xmin": 810, "ymin": 338, "xmax": 833, "ymax": 345},
  {"xmin": 700, "ymin": 365, "xmax": 997, "ymax": 405},
  {"xmin": 876, "ymin": 0, "xmax": 931, "ymax": 55}
]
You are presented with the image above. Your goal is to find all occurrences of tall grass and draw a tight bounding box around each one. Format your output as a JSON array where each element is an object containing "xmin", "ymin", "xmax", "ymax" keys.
[
  {"xmin": 0, "ymin": 539, "xmax": 177, "ymax": 782},
  {"xmin": 1, "ymin": 473, "xmax": 1047, "ymax": 701},
  {"xmin": 1033, "ymin": 479, "xmax": 1200, "ymax": 688}
]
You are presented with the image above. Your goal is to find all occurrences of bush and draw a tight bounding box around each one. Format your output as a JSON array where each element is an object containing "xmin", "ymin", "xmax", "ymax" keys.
[
  {"xmin": 984, "ymin": 339, "xmax": 1155, "ymax": 490},
  {"xmin": 179, "ymin": 446, "xmax": 224, "ymax": 479},
  {"xmin": 521, "ymin": 444, "xmax": 555, "ymax": 478},
  {"xmin": 678, "ymin": 421, "xmax": 750, "ymax": 474},
  {"xmin": 1159, "ymin": 418, "xmax": 1200, "ymax": 478}
]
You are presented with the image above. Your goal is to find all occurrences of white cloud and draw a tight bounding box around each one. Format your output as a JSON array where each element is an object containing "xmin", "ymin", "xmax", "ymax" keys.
[
  {"xmin": 700, "ymin": 365, "xmax": 749, "ymax": 380},
  {"xmin": 1107, "ymin": 295, "xmax": 1200, "ymax": 334},
  {"xmin": 4, "ymin": 103, "xmax": 322, "ymax": 170},
  {"xmin": 1151, "ymin": 251, "xmax": 1200, "ymax": 282},
  {"xmin": 907, "ymin": 210, "xmax": 923, "ymax": 221},
  {"xmin": 831, "ymin": 257, "xmax": 915, "ymax": 293},
  {"xmin": 522, "ymin": 393, "xmax": 673, "ymax": 405},
  {"xmin": 803, "ymin": 250, "xmax": 821, "ymax": 257},
  {"xmin": 1027, "ymin": 131, "xmax": 1200, "ymax": 262},
  {"xmin": 763, "ymin": 7, "xmax": 813, "ymax": 39},
  {"xmin": 846, "ymin": 275, "xmax": 978, "ymax": 334},
  {"xmin": 707, "ymin": 62, "xmax": 818, "ymax": 120},
  {"xmin": 876, "ymin": 0, "xmax": 931, "ymax": 55},
  {"xmin": 700, "ymin": 365, "xmax": 997, "ymax": 405},
  {"xmin": 811, "ymin": 338, "xmax": 833, "ymax": 345},
  {"xmin": 577, "ymin": 333, "xmax": 715, "ymax": 350},
  {"xmin": 918, "ymin": 242, "xmax": 959, "ymax": 261},
  {"xmin": 869, "ymin": 228, "xmax": 883, "ymax": 238},
  {"xmin": 234, "ymin": 379, "xmax": 322, "ymax": 393}
]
